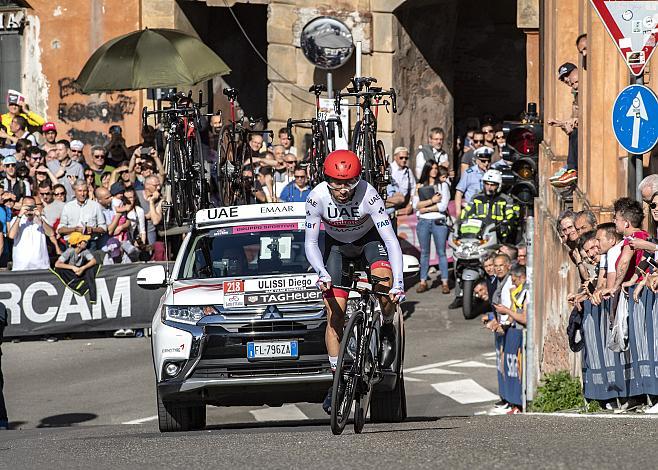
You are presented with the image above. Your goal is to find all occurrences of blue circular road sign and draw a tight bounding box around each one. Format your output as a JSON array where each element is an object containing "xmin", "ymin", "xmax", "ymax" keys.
[{"xmin": 612, "ymin": 84, "xmax": 658, "ymax": 155}]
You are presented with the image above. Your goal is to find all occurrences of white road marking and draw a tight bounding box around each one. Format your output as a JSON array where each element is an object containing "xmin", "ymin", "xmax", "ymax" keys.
[
  {"xmin": 250, "ymin": 404, "xmax": 308, "ymax": 422},
  {"xmin": 449, "ymin": 360, "xmax": 497, "ymax": 369},
  {"xmin": 432, "ymin": 379, "xmax": 499, "ymax": 404},
  {"xmin": 405, "ymin": 360, "xmax": 462, "ymax": 373},
  {"xmin": 482, "ymin": 352, "xmax": 497, "ymax": 358},
  {"xmin": 413, "ymin": 368, "xmax": 463, "ymax": 375},
  {"xmin": 123, "ymin": 415, "xmax": 158, "ymax": 425}
]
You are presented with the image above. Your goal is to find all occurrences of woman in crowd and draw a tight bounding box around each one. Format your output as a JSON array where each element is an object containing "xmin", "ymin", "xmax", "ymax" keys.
[
  {"xmin": 413, "ymin": 162, "xmax": 451, "ymax": 294},
  {"xmin": 124, "ymin": 188, "xmax": 147, "ymax": 246},
  {"xmin": 31, "ymin": 164, "xmax": 57, "ymax": 194}
]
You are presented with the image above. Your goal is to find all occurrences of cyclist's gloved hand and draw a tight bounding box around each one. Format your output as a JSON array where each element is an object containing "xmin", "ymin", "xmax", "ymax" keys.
[
  {"xmin": 316, "ymin": 274, "xmax": 332, "ymax": 292},
  {"xmin": 388, "ymin": 286, "xmax": 406, "ymax": 303}
]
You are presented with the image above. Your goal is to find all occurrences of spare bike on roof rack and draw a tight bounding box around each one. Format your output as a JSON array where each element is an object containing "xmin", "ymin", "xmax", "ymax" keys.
[
  {"xmin": 217, "ymin": 87, "xmax": 273, "ymax": 206},
  {"xmin": 334, "ymin": 77, "xmax": 397, "ymax": 199},
  {"xmin": 286, "ymin": 84, "xmax": 343, "ymax": 188},
  {"xmin": 142, "ymin": 90, "xmax": 212, "ymax": 227}
]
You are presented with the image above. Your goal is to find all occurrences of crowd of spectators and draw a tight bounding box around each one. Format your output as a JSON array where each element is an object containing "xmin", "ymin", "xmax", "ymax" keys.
[{"xmin": 558, "ymin": 173, "xmax": 658, "ymax": 410}]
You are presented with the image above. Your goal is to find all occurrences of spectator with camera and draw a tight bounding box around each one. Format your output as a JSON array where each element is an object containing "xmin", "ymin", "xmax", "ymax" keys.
[
  {"xmin": 8, "ymin": 196, "xmax": 53, "ymax": 271},
  {"xmin": 105, "ymin": 125, "xmax": 129, "ymax": 166}
]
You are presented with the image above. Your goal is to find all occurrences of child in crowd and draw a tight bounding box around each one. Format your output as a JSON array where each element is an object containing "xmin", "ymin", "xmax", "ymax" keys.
[{"xmin": 51, "ymin": 231, "xmax": 98, "ymax": 302}]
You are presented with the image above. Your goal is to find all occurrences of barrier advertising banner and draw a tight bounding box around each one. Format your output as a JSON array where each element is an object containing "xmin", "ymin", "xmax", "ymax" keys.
[
  {"xmin": 582, "ymin": 287, "xmax": 658, "ymax": 400},
  {"xmin": 495, "ymin": 328, "xmax": 524, "ymax": 406},
  {"xmin": 0, "ymin": 263, "xmax": 166, "ymax": 337}
]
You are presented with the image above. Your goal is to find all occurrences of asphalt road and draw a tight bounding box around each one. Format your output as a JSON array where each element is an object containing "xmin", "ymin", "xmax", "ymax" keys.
[
  {"xmin": 3, "ymin": 281, "xmax": 653, "ymax": 468},
  {"xmin": 2, "ymin": 281, "xmax": 500, "ymax": 430}
]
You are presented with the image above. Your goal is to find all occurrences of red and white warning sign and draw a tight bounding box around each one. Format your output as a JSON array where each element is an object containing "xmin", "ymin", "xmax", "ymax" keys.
[{"xmin": 591, "ymin": 0, "xmax": 658, "ymax": 76}]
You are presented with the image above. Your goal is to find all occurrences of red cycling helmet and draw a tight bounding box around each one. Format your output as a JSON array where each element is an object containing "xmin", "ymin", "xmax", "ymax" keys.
[{"xmin": 323, "ymin": 150, "xmax": 361, "ymax": 180}]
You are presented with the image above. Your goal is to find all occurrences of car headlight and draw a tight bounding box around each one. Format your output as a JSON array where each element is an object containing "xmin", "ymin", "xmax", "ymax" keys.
[{"xmin": 162, "ymin": 306, "xmax": 206, "ymax": 324}]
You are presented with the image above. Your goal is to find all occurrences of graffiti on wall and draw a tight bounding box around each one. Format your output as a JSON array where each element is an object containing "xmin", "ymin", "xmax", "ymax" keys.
[
  {"xmin": 56, "ymin": 77, "xmax": 137, "ymax": 146},
  {"xmin": 58, "ymin": 95, "xmax": 136, "ymax": 124}
]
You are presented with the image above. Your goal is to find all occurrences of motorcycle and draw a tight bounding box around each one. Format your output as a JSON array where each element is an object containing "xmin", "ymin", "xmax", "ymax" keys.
[{"xmin": 448, "ymin": 218, "xmax": 499, "ymax": 320}]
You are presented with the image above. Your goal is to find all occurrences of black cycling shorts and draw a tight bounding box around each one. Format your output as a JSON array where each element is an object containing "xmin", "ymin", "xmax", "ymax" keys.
[{"xmin": 323, "ymin": 227, "xmax": 390, "ymax": 289}]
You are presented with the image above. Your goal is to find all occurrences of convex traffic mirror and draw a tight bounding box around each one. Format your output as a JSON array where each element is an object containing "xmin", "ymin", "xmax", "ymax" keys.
[{"xmin": 300, "ymin": 17, "xmax": 354, "ymax": 70}]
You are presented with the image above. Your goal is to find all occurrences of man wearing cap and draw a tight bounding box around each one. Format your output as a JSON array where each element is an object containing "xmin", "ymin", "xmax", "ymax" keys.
[
  {"xmin": 455, "ymin": 146, "xmax": 493, "ymax": 211},
  {"xmin": 69, "ymin": 140, "xmax": 85, "ymax": 164},
  {"xmin": 40, "ymin": 122, "xmax": 58, "ymax": 152},
  {"xmin": 8, "ymin": 195, "xmax": 53, "ymax": 271},
  {"xmin": 1, "ymin": 155, "xmax": 30, "ymax": 199},
  {"xmin": 0, "ymin": 90, "xmax": 45, "ymax": 137},
  {"xmin": 548, "ymin": 61, "xmax": 579, "ymax": 187},
  {"xmin": 52, "ymin": 231, "xmax": 98, "ymax": 303},
  {"xmin": 47, "ymin": 139, "xmax": 84, "ymax": 200}
]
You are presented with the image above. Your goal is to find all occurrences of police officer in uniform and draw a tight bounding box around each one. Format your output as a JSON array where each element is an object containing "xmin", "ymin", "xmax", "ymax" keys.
[
  {"xmin": 458, "ymin": 169, "xmax": 520, "ymax": 243},
  {"xmin": 454, "ymin": 146, "xmax": 493, "ymax": 212}
]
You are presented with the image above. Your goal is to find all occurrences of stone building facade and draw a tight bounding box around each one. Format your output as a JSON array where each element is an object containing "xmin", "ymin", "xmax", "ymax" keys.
[{"xmin": 3, "ymin": 0, "xmax": 531, "ymax": 159}]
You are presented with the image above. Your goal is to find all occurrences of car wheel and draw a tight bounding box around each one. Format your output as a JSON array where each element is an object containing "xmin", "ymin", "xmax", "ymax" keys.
[{"xmin": 157, "ymin": 391, "xmax": 206, "ymax": 432}]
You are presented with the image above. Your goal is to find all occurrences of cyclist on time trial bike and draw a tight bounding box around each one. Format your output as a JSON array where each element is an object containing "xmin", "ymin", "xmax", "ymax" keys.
[{"xmin": 304, "ymin": 149, "xmax": 406, "ymax": 414}]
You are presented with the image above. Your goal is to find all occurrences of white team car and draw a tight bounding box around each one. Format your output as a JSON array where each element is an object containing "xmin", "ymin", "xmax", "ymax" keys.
[{"xmin": 138, "ymin": 202, "xmax": 418, "ymax": 432}]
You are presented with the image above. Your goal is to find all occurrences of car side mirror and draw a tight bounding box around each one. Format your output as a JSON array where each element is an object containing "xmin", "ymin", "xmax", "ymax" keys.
[
  {"xmin": 402, "ymin": 254, "xmax": 420, "ymax": 276},
  {"xmin": 137, "ymin": 265, "xmax": 167, "ymax": 290}
]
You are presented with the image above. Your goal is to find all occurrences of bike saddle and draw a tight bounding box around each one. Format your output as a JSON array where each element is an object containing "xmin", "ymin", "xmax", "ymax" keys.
[
  {"xmin": 308, "ymin": 84, "xmax": 327, "ymax": 94},
  {"xmin": 223, "ymin": 88, "xmax": 238, "ymax": 100}
]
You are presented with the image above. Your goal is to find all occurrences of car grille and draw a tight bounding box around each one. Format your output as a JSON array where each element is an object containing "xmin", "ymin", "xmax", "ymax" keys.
[{"xmin": 190, "ymin": 358, "xmax": 329, "ymax": 379}]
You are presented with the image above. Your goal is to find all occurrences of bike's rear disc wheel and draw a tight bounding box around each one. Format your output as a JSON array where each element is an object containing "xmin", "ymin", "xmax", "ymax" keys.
[{"xmin": 330, "ymin": 312, "xmax": 363, "ymax": 435}]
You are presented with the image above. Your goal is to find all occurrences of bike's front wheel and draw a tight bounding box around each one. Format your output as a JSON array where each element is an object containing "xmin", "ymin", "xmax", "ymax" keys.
[
  {"xmin": 353, "ymin": 322, "xmax": 377, "ymax": 434},
  {"xmin": 330, "ymin": 311, "xmax": 363, "ymax": 435}
]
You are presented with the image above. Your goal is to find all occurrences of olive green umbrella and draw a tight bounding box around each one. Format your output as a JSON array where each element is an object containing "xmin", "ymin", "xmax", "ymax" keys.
[{"xmin": 76, "ymin": 28, "xmax": 231, "ymax": 93}]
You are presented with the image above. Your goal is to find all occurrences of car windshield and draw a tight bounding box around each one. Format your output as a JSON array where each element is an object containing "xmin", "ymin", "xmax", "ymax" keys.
[{"xmin": 178, "ymin": 223, "xmax": 322, "ymax": 279}]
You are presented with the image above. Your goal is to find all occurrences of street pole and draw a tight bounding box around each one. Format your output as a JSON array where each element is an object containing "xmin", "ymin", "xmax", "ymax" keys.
[
  {"xmin": 630, "ymin": 73, "xmax": 644, "ymax": 200},
  {"xmin": 524, "ymin": 215, "xmax": 535, "ymax": 408},
  {"xmin": 327, "ymin": 72, "xmax": 333, "ymax": 99},
  {"xmin": 355, "ymin": 41, "xmax": 362, "ymax": 78}
]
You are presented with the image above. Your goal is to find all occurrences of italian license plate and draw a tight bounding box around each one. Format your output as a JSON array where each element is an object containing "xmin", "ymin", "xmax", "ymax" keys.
[{"xmin": 247, "ymin": 340, "xmax": 298, "ymax": 360}]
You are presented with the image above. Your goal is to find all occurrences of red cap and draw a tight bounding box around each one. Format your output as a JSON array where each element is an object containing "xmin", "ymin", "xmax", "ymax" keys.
[
  {"xmin": 323, "ymin": 150, "xmax": 361, "ymax": 180},
  {"xmin": 42, "ymin": 122, "xmax": 57, "ymax": 132}
]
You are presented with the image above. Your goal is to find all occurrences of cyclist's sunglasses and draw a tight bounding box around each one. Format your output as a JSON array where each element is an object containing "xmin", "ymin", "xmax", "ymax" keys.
[{"xmin": 327, "ymin": 177, "xmax": 360, "ymax": 191}]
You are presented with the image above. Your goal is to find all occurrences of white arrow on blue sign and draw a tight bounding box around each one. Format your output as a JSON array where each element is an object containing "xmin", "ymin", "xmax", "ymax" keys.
[{"xmin": 612, "ymin": 84, "xmax": 658, "ymax": 155}]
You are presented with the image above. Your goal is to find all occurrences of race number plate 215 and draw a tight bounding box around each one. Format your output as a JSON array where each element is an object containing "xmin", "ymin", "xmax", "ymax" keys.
[{"xmin": 247, "ymin": 340, "xmax": 299, "ymax": 360}]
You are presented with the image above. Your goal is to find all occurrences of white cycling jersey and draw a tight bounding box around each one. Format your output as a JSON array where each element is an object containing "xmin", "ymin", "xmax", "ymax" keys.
[{"xmin": 304, "ymin": 180, "xmax": 404, "ymax": 289}]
